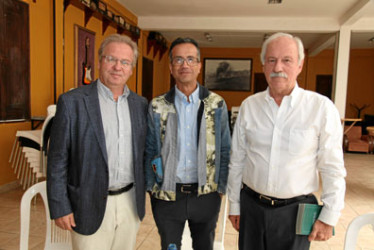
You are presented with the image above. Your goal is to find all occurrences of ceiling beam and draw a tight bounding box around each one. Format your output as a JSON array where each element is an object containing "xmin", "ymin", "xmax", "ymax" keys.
[
  {"xmin": 138, "ymin": 16, "xmax": 340, "ymax": 33},
  {"xmin": 309, "ymin": 34, "xmax": 336, "ymax": 57},
  {"xmin": 339, "ymin": 0, "xmax": 373, "ymax": 26}
]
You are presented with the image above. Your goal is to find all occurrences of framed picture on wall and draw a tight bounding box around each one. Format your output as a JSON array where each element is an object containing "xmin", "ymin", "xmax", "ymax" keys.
[
  {"xmin": 203, "ymin": 58, "xmax": 252, "ymax": 91},
  {"xmin": 74, "ymin": 25, "xmax": 95, "ymax": 88}
]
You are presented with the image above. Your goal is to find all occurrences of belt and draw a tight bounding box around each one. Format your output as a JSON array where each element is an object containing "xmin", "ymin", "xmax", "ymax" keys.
[
  {"xmin": 108, "ymin": 183, "xmax": 133, "ymax": 196},
  {"xmin": 176, "ymin": 183, "xmax": 198, "ymax": 194},
  {"xmin": 243, "ymin": 184, "xmax": 311, "ymax": 207}
]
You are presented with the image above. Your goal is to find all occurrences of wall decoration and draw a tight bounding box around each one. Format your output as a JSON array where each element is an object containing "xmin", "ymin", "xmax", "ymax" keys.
[
  {"xmin": 97, "ymin": 0, "xmax": 107, "ymax": 15},
  {"xmin": 147, "ymin": 31, "xmax": 168, "ymax": 60},
  {"xmin": 75, "ymin": 25, "xmax": 95, "ymax": 87},
  {"xmin": 81, "ymin": 0, "xmax": 91, "ymax": 8},
  {"xmin": 203, "ymin": 58, "xmax": 252, "ymax": 91}
]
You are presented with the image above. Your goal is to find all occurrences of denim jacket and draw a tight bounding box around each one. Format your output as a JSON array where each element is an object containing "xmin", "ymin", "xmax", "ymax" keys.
[{"xmin": 145, "ymin": 85, "xmax": 231, "ymax": 201}]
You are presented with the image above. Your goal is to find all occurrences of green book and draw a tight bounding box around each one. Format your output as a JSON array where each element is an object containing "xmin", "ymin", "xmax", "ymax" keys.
[
  {"xmin": 296, "ymin": 203, "xmax": 325, "ymax": 235},
  {"xmin": 296, "ymin": 203, "xmax": 335, "ymax": 235}
]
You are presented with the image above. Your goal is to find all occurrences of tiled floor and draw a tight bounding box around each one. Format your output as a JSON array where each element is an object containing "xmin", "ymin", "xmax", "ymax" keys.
[{"xmin": 0, "ymin": 153, "xmax": 373, "ymax": 250}]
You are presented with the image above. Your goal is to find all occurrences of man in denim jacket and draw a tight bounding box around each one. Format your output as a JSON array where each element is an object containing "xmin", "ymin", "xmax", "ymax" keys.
[{"xmin": 145, "ymin": 37, "xmax": 231, "ymax": 250}]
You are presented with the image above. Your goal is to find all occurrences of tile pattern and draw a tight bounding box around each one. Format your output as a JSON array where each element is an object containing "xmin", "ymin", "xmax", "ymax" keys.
[{"xmin": 0, "ymin": 153, "xmax": 373, "ymax": 250}]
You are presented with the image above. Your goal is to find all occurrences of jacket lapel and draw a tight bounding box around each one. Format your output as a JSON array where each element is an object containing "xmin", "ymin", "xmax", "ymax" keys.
[{"xmin": 83, "ymin": 81, "xmax": 108, "ymax": 163}]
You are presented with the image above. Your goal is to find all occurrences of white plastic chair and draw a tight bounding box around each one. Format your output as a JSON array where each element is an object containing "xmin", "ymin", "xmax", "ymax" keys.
[
  {"xmin": 40, "ymin": 105, "xmax": 56, "ymax": 176},
  {"xmin": 20, "ymin": 181, "xmax": 72, "ymax": 250},
  {"xmin": 343, "ymin": 212, "xmax": 374, "ymax": 250},
  {"xmin": 181, "ymin": 195, "xmax": 228, "ymax": 250},
  {"xmin": 9, "ymin": 105, "xmax": 56, "ymax": 189}
]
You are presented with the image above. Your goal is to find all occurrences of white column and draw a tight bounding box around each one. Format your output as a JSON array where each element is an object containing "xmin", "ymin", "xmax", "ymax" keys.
[{"xmin": 333, "ymin": 27, "xmax": 351, "ymax": 118}]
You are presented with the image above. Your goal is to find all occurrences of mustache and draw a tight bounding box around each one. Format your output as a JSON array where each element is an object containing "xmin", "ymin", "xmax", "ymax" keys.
[{"xmin": 270, "ymin": 72, "xmax": 288, "ymax": 78}]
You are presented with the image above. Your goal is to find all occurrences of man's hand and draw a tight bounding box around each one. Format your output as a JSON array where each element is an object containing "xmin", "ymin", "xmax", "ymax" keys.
[
  {"xmin": 308, "ymin": 220, "xmax": 333, "ymax": 241},
  {"xmin": 55, "ymin": 213, "xmax": 76, "ymax": 231},
  {"xmin": 229, "ymin": 215, "xmax": 240, "ymax": 232}
]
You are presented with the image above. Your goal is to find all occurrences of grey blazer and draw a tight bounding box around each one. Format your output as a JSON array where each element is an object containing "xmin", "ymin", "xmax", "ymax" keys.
[{"xmin": 47, "ymin": 81, "xmax": 147, "ymax": 235}]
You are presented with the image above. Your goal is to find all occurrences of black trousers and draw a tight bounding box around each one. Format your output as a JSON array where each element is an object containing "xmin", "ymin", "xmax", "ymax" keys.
[
  {"xmin": 239, "ymin": 187, "xmax": 318, "ymax": 250},
  {"xmin": 151, "ymin": 190, "xmax": 221, "ymax": 250}
]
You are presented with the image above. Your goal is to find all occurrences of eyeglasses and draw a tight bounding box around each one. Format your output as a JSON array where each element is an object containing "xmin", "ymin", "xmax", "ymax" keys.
[
  {"xmin": 171, "ymin": 57, "xmax": 200, "ymax": 66},
  {"xmin": 102, "ymin": 55, "xmax": 133, "ymax": 68}
]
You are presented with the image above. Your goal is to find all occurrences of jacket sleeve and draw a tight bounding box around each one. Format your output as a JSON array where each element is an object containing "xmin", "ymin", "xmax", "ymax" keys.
[
  {"xmin": 46, "ymin": 95, "xmax": 73, "ymax": 219},
  {"xmin": 144, "ymin": 102, "xmax": 158, "ymax": 191},
  {"xmin": 217, "ymin": 101, "xmax": 231, "ymax": 194}
]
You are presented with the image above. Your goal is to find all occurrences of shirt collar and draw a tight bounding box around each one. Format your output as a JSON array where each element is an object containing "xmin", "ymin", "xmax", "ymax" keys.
[
  {"xmin": 175, "ymin": 85, "xmax": 200, "ymax": 104},
  {"xmin": 265, "ymin": 82, "xmax": 300, "ymax": 108},
  {"xmin": 97, "ymin": 79, "xmax": 130, "ymax": 101}
]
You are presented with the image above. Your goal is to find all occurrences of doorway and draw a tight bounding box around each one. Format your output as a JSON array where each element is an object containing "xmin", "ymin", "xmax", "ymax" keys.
[{"xmin": 316, "ymin": 75, "xmax": 332, "ymax": 100}]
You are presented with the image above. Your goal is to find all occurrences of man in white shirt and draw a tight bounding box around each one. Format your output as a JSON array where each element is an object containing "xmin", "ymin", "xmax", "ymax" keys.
[{"xmin": 227, "ymin": 32, "xmax": 346, "ymax": 250}]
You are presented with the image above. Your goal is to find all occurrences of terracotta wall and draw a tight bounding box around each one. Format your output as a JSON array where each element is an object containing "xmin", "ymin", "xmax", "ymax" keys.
[
  {"xmin": 199, "ymin": 47, "xmax": 374, "ymax": 119},
  {"xmin": 62, "ymin": 0, "xmax": 138, "ymax": 93},
  {"xmin": 141, "ymin": 32, "xmax": 171, "ymax": 98},
  {"xmin": 199, "ymin": 47, "xmax": 308, "ymax": 110},
  {"xmin": 305, "ymin": 50, "xmax": 335, "ymax": 92},
  {"xmin": 346, "ymin": 49, "xmax": 374, "ymax": 118}
]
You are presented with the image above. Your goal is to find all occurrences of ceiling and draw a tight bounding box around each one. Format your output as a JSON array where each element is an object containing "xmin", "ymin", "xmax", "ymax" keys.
[{"xmin": 118, "ymin": 0, "xmax": 374, "ymax": 52}]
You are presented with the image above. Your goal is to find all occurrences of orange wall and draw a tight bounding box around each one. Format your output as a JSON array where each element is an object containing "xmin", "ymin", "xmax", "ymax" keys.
[
  {"xmin": 141, "ymin": 32, "xmax": 171, "ymax": 97},
  {"xmin": 0, "ymin": 0, "xmax": 141, "ymax": 186},
  {"xmin": 62, "ymin": 0, "xmax": 138, "ymax": 93},
  {"xmin": 346, "ymin": 49, "xmax": 374, "ymax": 118},
  {"xmin": 199, "ymin": 47, "xmax": 374, "ymax": 118},
  {"xmin": 199, "ymin": 47, "xmax": 308, "ymax": 110},
  {"xmin": 0, "ymin": 0, "xmax": 54, "ymax": 186},
  {"xmin": 305, "ymin": 50, "xmax": 335, "ymax": 92}
]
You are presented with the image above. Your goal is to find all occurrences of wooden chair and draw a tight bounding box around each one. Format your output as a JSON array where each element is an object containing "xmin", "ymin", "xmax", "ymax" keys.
[{"xmin": 343, "ymin": 126, "xmax": 374, "ymax": 153}]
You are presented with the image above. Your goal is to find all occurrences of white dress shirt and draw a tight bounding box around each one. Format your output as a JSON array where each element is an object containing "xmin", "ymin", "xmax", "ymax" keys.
[
  {"xmin": 174, "ymin": 86, "xmax": 200, "ymax": 183},
  {"xmin": 98, "ymin": 80, "xmax": 134, "ymax": 190},
  {"xmin": 228, "ymin": 84, "xmax": 346, "ymax": 226}
]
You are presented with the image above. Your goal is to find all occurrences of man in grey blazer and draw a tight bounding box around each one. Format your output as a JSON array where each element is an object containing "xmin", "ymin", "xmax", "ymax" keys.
[{"xmin": 47, "ymin": 34, "xmax": 147, "ymax": 250}]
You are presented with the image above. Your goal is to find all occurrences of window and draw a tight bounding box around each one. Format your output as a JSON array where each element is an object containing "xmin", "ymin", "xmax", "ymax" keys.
[{"xmin": 0, "ymin": 0, "xmax": 30, "ymax": 122}]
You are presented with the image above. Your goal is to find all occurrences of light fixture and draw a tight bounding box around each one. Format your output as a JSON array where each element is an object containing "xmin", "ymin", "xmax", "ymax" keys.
[
  {"xmin": 204, "ymin": 32, "xmax": 213, "ymax": 42},
  {"xmin": 268, "ymin": 0, "xmax": 282, "ymax": 4}
]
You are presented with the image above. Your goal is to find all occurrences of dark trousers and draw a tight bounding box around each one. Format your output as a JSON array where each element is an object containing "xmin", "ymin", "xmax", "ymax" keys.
[
  {"xmin": 151, "ymin": 190, "xmax": 221, "ymax": 250},
  {"xmin": 239, "ymin": 187, "xmax": 318, "ymax": 250}
]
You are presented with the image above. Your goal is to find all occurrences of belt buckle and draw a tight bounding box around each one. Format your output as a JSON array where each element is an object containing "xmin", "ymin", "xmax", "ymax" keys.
[
  {"xmin": 259, "ymin": 194, "xmax": 275, "ymax": 206},
  {"xmin": 181, "ymin": 184, "xmax": 192, "ymax": 194}
]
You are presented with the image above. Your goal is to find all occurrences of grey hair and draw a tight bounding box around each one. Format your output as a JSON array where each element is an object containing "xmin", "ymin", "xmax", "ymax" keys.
[
  {"xmin": 98, "ymin": 34, "xmax": 138, "ymax": 67},
  {"xmin": 260, "ymin": 32, "xmax": 305, "ymax": 66}
]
